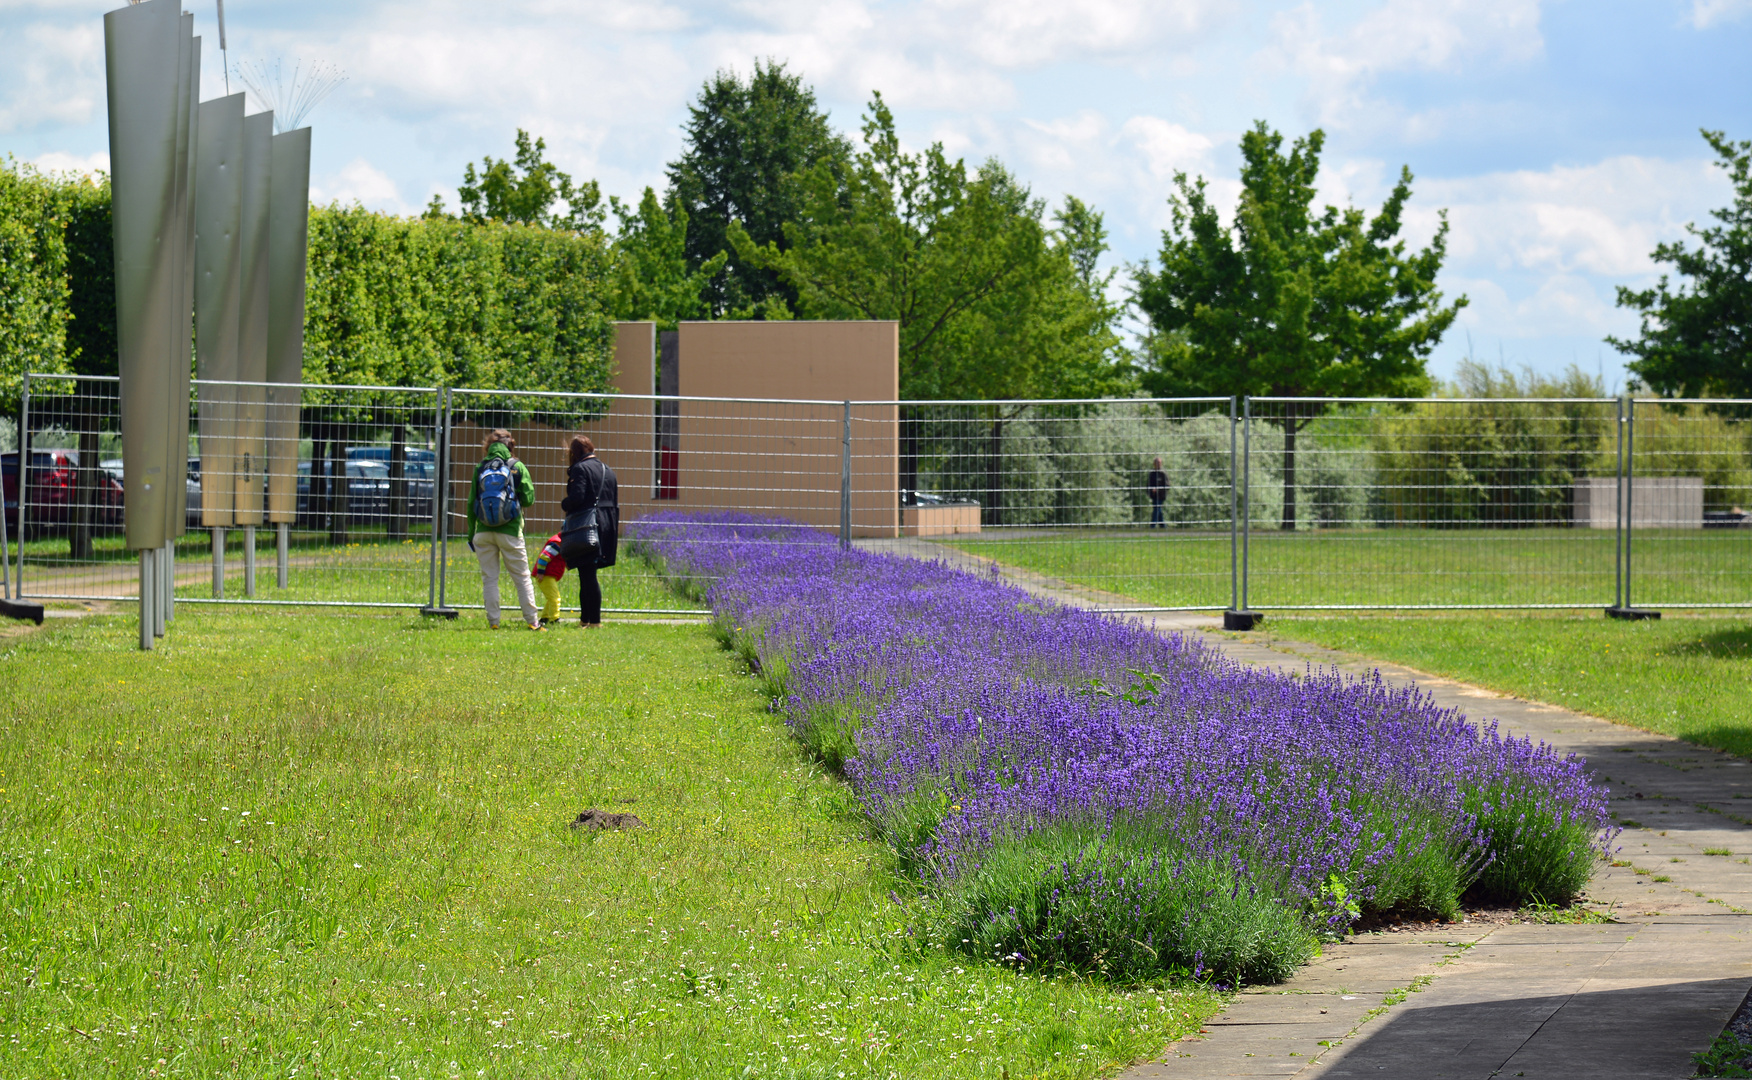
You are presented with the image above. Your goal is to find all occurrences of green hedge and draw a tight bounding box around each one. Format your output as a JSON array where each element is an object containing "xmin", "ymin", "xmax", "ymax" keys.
[{"xmin": 0, "ymin": 161, "xmax": 617, "ymax": 408}]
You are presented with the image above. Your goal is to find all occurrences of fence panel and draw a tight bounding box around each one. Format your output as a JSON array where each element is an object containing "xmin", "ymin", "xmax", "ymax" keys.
[
  {"xmin": 13, "ymin": 376, "xmax": 445, "ymax": 608},
  {"xmin": 849, "ymin": 399, "xmax": 1237, "ymax": 610},
  {"xmin": 1625, "ymin": 398, "xmax": 1752, "ymax": 608},
  {"xmin": 16, "ymin": 376, "xmax": 1749, "ymax": 618},
  {"xmin": 439, "ymin": 390, "xmax": 857, "ymax": 619},
  {"xmin": 1243, "ymin": 397, "xmax": 1622, "ymax": 609},
  {"xmin": 9, "ymin": 374, "xmax": 132, "ymax": 601}
]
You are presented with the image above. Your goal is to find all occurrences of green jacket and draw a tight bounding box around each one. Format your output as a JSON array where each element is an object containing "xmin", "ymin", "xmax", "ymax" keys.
[{"xmin": 465, "ymin": 442, "xmax": 537, "ymax": 538}]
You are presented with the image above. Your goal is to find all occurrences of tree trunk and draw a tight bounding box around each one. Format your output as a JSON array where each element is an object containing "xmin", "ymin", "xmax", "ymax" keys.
[
  {"xmin": 388, "ymin": 425, "xmax": 407, "ymax": 541},
  {"xmin": 70, "ymin": 427, "xmax": 98, "ymax": 560},
  {"xmin": 985, "ymin": 413, "xmax": 1005, "ymax": 528},
  {"xmin": 899, "ymin": 406, "xmax": 918, "ymax": 505},
  {"xmin": 1280, "ymin": 418, "xmax": 1298, "ymax": 532},
  {"xmin": 310, "ymin": 432, "xmax": 326, "ymax": 531},
  {"xmin": 328, "ymin": 427, "xmax": 348, "ymax": 546}
]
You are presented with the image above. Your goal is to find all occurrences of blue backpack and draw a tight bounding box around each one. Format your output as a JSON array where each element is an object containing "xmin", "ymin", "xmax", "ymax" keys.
[{"xmin": 475, "ymin": 456, "xmax": 522, "ymax": 527}]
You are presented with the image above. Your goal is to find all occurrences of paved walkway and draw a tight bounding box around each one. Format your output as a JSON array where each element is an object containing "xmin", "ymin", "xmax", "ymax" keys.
[
  {"xmin": 1119, "ymin": 622, "xmax": 1752, "ymax": 1080},
  {"xmin": 853, "ymin": 540, "xmax": 1752, "ymax": 1079}
]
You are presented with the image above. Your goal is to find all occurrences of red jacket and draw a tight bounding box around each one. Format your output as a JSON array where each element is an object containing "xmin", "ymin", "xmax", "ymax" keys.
[{"xmin": 532, "ymin": 534, "xmax": 567, "ymax": 579}]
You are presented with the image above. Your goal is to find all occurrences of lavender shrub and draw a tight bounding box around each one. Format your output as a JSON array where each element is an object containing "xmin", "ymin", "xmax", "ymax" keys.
[{"xmin": 632, "ymin": 513, "xmax": 1615, "ymax": 985}]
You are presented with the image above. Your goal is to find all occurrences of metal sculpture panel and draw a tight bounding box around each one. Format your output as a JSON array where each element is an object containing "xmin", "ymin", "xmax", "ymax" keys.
[
  {"xmin": 234, "ymin": 111, "xmax": 274, "ymax": 526},
  {"xmin": 105, "ymin": 0, "xmax": 187, "ymax": 551},
  {"xmin": 195, "ymin": 93, "xmax": 243, "ymax": 526},
  {"xmin": 266, "ymin": 127, "xmax": 311, "ymax": 524}
]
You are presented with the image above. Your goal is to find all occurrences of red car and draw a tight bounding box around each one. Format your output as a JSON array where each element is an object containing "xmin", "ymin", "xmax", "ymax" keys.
[{"xmin": 2, "ymin": 449, "xmax": 126, "ymax": 539}]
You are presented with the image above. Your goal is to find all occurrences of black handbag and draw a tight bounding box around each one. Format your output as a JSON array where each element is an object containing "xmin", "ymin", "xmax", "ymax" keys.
[{"xmin": 557, "ymin": 461, "xmax": 602, "ymax": 566}]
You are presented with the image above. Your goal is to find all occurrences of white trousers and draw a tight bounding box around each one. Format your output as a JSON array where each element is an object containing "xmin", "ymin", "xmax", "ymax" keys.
[{"xmin": 473, "ymin": 531, "xmax": 539, "ymax": 627}]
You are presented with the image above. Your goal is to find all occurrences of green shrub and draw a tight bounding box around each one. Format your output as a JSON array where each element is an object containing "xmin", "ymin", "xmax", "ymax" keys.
[{"xmin": 923, "ymin": 822, "xmax": 1318, "ymax": 986}]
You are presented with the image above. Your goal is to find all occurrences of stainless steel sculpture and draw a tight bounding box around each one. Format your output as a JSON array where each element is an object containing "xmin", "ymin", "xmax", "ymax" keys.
[
  {"xmin": 266, "ymin": 125, "xmax": 311, "ymax": 561},
  {"xmin": 105, "ymin": 0, "xmax": 197, "ymax": 648},
  {"xmin": 195, "ymin": 93, "xmax": 243, "ymax": 529},
  {"xmin": 236, "ymin": 111, "xmax": 273, "ymax": 531}
]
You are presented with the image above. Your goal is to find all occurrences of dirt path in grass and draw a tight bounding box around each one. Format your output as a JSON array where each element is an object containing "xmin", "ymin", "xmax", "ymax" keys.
[{"xmin": 856, "ymin": 538, "xmax": 1752, "ymax": 1079}]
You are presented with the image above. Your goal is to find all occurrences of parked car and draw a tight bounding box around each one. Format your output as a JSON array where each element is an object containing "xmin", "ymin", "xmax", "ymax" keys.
[
  {"xmin": 2, "ymin": 449, "xmax": 125, "ymax": 538},
  {"xmin": 296, "ymin": 458, "xmax": 432, "ymax": 526}
]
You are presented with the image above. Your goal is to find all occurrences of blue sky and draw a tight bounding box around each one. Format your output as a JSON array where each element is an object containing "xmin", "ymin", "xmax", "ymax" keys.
[{"xmin": 4, "ymin": 0, "xmax": 1749, "ymax": 387}]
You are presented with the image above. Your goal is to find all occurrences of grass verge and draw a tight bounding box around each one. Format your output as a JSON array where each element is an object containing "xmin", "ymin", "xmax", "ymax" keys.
[
  {"xmin": 940, "ymin": 528, "xmax": 1750, "ymax": 609},
  {"xmin": 1265, "ymin": 612, "xmax": 1752, "ymax": 756},
  {"xmin": 0, "ymin": 607, "xmax": 1217, "ymax": 1079}
]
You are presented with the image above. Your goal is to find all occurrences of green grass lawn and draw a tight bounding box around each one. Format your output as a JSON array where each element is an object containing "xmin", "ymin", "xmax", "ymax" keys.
[
  {"xmin": 943, "ymin": 528, "xmax": 1751, "ymax": 609},
  {"xmin": 14, "ymin": 533, "xmax": 703, "ymax": 616},
  {"xmin": 1263, "ymin": 612, "xmax": 1752, "ymax": 756},
  {"xmin": 0, "ymin": 608, "xmax": 1215, "ymax": 1080}
]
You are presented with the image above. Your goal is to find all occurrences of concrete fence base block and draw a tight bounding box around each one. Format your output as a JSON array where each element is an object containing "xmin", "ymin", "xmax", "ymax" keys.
[
  {"xmin": 419, "ymin": 606, "xmax": 459, "ymax": 620},
  {"xmin": 0, "ymin": 598, "xmax": 45, "ymax": 625},
  {"xmin": 1606, "ymin": 606, "xmax": 1661, "ymax": 621},
  {"xmin": 1223, "ymin": 609, "xmax": 1263, "ymax": 631}
]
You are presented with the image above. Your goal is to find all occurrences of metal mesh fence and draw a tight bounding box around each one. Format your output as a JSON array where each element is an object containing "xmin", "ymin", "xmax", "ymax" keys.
[
  {"xmin": 1620, "ymin": 399, "xmax": 1752, "ymax": 608},
  {"xmin": 1240, "ymin": 397, "xmax": 1623, "ymax": 609},
  {"xmin": 8, "ymin": 376, "xmax": 1750, "ymax": 616},
  {"xmin": 851, "ymin": 399, "xmax": 1237, "ymax": 609}
]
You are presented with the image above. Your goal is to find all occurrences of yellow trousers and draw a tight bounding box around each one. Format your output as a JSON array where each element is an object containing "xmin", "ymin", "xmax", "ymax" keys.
[{"xmin": 533, "ymin": 574, "xmax": 561, "ymax": 622}]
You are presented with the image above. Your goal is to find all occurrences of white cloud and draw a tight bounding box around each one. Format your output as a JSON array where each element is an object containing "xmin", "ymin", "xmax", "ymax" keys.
[
  {"xmin": 28, "ymin": 148, "xmax": 107, "ymax": 176},
  {"xmin": 1689, "ymin": 0, "xmax": 1752, "ymax": 27},
  {"xmin": 1267, "ymin": 0, "xmax": 1543, "ymax": 132},
  {"xmin": 310, "ymin": 157, "xmax": 408, "ymax": 213},
  {"xmin": 0, "ymin": 20, "xmax": 102, "ymax": 133},
  {"xmin": 1411, "ymin": 155, "xmax": 1730, "ymax": 279}
]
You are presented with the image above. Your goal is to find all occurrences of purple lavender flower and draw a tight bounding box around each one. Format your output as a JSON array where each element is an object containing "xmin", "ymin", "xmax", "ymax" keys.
[{"xmin": 631, "ymin": 513, "xmax": 1616, "ymax": 984}]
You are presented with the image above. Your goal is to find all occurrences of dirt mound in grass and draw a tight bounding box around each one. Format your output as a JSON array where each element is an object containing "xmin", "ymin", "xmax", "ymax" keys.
[{"xmin": 570, "ymin": 808, "xmax": 646, "ymax": 831}]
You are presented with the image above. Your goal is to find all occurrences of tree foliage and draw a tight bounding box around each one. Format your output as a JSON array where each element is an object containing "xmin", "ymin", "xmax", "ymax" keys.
[
  {"xmin": 429, "ymin": 128, "xmax": 605, "ymax": 234},
  {"xmin": 1610, "ymin": 130, "xmax": 1752, "ymax": 399},
  {"xmin": 1133, "ymin": 122, "xmax": 1465, "ymax": 527},
  {"xmin": 0, "ymin": 158, "xmax": 75, "ymax": 402},
  {"xmin": 304, "ymin": 204, "xmax": 616, "ymax": 395},
  {"xmin": 607, "ymin": 187, "xmax": 727, "ymax": 332},
  {"xmin": 734, "ymin": 93, "xmax": 1127, "ymax": 402},
  {"xmin": 667, "ymin": 61, "xmax": 850, "ymax": 318}
]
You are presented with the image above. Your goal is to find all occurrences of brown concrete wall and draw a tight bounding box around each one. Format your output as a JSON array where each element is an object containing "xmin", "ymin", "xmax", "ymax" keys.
[
  {"xmin": 904, "ymin": 502, "xmax": 981, "ymax": 537},
  {"xmin": 449, "ymin": 322, "xmax": 655, "ymax": 543},
  {"xmin": 667, "ymin": 321, "xmax": 900, "ymax": 537}
]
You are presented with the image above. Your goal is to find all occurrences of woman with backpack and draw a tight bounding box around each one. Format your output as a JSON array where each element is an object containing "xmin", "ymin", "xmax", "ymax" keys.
[
  {"xmin": 558, "ymin": 435, "xmax": 619, "ymax": 627},
  {"xmin": 466, "ymin": 429, "xmax": 543, "ymax": 631}
]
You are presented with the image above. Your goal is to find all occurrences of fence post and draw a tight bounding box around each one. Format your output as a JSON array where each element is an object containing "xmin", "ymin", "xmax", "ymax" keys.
[
  {"xmin": 15, "ymin": 372, "xmax": 30, "ymax": 598},
  {"xmin": 1224, "ymin": 397, "xmax": 1260, "ymax": 630},
  {"xmin": 158, "ymin": 540, "xmax": 170, "ymax": 636},
  {"xmin": 212, "ymin": 527, "xmax": 225, "ymax": 598},
  {"xmin": 422, "ymin": 386, "xmax": 457, "ymax": 618},
  {"xmin": 1608, "ymin": 394, "xmax": 1658, "ymax": 620},
  {"xmin": 840, "ymin": 400, "xmax": 851, "ymax": 550}
]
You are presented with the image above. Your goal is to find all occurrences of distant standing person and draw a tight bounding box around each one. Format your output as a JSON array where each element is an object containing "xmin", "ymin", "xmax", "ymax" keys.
[
  {"xmin": 560, "ymin": 435, "xmax": 619, "ymax": 627},
  {"xmin": 466, "ymin": 429, "xmax": 543, "ymax": 631},
  {"xmin": 1147, "ymin": 456, "xmax": 1168, "ymax": 529}
]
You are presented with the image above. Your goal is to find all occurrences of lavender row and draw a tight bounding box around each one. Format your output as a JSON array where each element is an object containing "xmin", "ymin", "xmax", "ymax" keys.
[{"xmin": 632, "ymin": 513, "xmax": 1615, "ymax": 985}]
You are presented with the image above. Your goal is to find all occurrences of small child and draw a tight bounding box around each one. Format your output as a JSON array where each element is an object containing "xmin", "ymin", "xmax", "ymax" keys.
[{"xmin": 530, "ymin": 532, "xmax": 567, "ymax": 625}]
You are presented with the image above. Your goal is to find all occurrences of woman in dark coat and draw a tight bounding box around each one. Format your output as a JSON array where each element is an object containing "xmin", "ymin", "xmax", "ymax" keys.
[{"xmin": 560, "ymin": 434, "xmax": 619, "ymax": 626}]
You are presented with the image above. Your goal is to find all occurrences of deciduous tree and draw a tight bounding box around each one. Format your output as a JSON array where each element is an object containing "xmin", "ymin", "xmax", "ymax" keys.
[
  {"xmin": 428, "ymin": 129, "xmax": 604, "ymax": 234},
  {"xmin": 1610, "ymin": 130, "xmax": 1752, "ymax": 399},
  {"xmin": 1133, "ymin": 122, "xmax": 1464, "ymax": 529}
]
